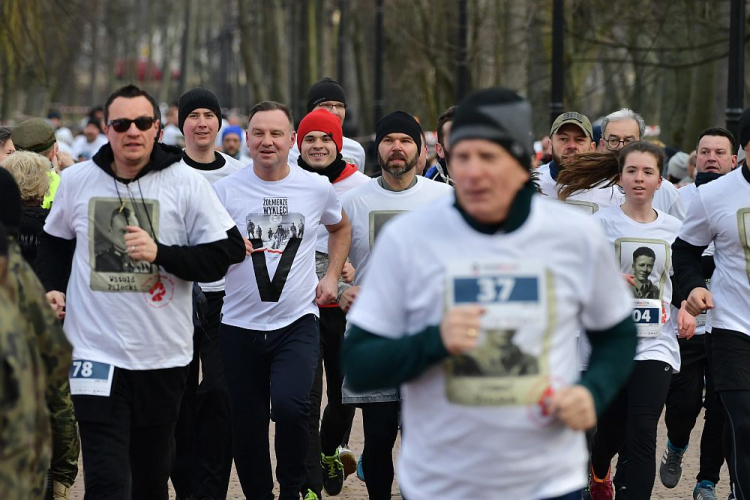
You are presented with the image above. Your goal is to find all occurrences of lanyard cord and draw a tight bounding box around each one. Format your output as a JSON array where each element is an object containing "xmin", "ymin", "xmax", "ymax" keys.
[{"xmin": 112, "ymin": 175, "xmax": 156, "ymax": 240}]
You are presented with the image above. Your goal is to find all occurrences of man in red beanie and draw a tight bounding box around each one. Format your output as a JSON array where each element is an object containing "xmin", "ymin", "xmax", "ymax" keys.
[{"xmin": 296, "ymin": 108, "xmax": 369, "ymax": 499}]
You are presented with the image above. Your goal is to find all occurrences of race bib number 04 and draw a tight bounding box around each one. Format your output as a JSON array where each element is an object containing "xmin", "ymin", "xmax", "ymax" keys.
[
  {"xmin": 69, "ymin": 360, "xmax": 114, "ymax": 397},
  {"xmin": 632, "ymin": 299, "xmax": 663, "ymax": 338}
]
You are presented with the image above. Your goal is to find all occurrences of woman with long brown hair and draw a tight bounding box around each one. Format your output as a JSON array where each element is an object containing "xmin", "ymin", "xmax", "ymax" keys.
[{"xmin": 583, "ymin": 142, "xmax": 694, "ymax": 500}]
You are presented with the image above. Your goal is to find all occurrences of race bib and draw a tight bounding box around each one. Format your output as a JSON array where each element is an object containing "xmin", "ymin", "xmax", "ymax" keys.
[
  {"xmin": 444, "ymin": 260, "xmax": 553, "ymax": 409},
  {"xmin": 632, "ymin": 299, "xmax": 663, "ymax": 338},
  {"xmin": 448, "ymin": 260, "xmax": 548, "ymax": 332},
  {"xmin": 69, "ymin": 360, "xmax": 114, "ymax": 397}
]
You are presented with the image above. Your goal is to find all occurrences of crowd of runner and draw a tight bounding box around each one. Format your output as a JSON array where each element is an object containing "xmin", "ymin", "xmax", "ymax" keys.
[{"xmin": 1, "ymin": 78, "xmax": 749, "ymax": 500}]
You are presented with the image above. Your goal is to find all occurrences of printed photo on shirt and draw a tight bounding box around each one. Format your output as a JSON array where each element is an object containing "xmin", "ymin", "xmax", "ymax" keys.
[
  {"xmin": 246, "ymin": 213, "xmax": 305, "ymax": 254},
  {"xmin": 615, "ymin": 238, "xmax": 670, "ymax": 300},
  {"xmin": 443, "ymin": 260, "xmax": 556, "ymax": 408},
  {"xmin": 739, "ymin": 208, "xmax": 750, "ymax": 285},
  {"xmin": 451, "ymin": 330, "xmax": 540, "ymax": 377},
  {"xmin": 88, "ymin": 197, "xmax": 159, "ymax": 292},
  {"xmin": 369, "ymin": 210, "xmax": 406, "ymax": 248},
  {"xmin": 564, "ymin": 200, "xmax": 599, "ymax": 215}
]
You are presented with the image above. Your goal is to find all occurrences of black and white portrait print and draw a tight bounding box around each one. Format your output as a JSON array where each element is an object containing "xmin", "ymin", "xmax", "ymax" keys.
[
  {"xmin": 89, "ymin": 197, "xmax": 159, "ymax": 292},
  {"xmin": 615, "ymin": 238, "xmax": 669, "ymax": 300},
  {"xmin": 450, "ymin": 329, "xmax": 540, "ymax": 378}
]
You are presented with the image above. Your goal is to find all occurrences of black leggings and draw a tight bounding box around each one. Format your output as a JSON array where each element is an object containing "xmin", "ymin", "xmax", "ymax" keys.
[
  {"xmin": 719, "ymin": 391, "xmax": 750, "ymax": 499},
  {"xmin": 591, "ymin": 360, "xmax": 672, "ymax": 500},
  {"xmin": 362, "ymin": 402, "xmax": 400, "ymax": 500}
]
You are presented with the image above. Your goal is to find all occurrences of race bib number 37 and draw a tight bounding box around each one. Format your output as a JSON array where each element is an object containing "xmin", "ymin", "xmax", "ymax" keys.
[
  {"xmin": 448, "ymin": 260, "xmax": 547, "ymax": 330},
  {"xmin": 69, "ymin": 360, "xmax": 114, "ymax": 397}
]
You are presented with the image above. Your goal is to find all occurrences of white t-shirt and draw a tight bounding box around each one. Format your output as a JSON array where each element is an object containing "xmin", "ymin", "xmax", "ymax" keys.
[
  {"xmin": 340, "ymin": 177, "xmax": 453, "ymax": 284},
  {"xmin": 678, "ymin": 167, "xmax": 750, "ymax": 335},
  {"xmin": 347, "ymin": 195, "xmax": 633, "ymax": 500},
  {"xmin": 593, "ymin": 206, "xmax": 682, "ymax": 371},
  {"xmin": 71, "ymin": 134, "xmax": 108, "ymax": 161},
  {"xmin": 677, "ymin": 183, "xmax": 711, "ymax": 335},
  {"xmin": 315, "ymin": 170, "xmax": 370, "ymax": 254},
  {"xmin": 183, "ymin": 151, "xmax": 245, "ymax": 292},
  {"xmin": 538, "ymin": 162, "xmax": 685, "ymax": 220},
  {"xmin": 537, "ymin": 162, "xmax": 623, "ymax": 214},
  {"xmin": 44, "ymin": 159, "xmax": 233, "ymax": 370},
  {"xmin": 214, "ymin": 165, "xmax": 343, "ymax": 331},
  {"xmin": 161, "ymin": 123, "xmax": 184, "ymax": 147},
  {"xmin": 289, "ymin": 136, "xmax": 367, "ymax": 172}
]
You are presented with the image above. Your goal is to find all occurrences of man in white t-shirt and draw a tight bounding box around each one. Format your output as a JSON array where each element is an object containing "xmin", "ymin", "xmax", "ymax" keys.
[
  {"xmin": 170, "ymin": 87, "xmax": 246, "ymax": 500},
  {"xmin": 292, "ymin": 108, "xmax": 369, "ymax": 499},
  {"xmin": 342, "ymin": 88, "xmax": 637, "ymax": 500},
  {"xmin": 161, "ymin": 103, "xmax": 184, "ymax": 148},
  {"xmin": 337, "ymin": 111, "xmax": 452, "ymax": 500},
  {"xmin": 673, "ymin": 133, "xmax": 750, "ymax": 498},
  {"xmin": 36, "ymin": 84, "xmax": 242, "ymax": 500},
  {"xmin": 660, "ymin": 127, "xmax": 738, "ymax": 496},
  {"xmin": 287, "ymin": 77, "xmax": 366, "ymax": 173},
  {"xmin": 213, "ymin": 101, "xmax": 351, "ymax": 500},
  {"xmin": 71, "ymin": 119, "xmax": 108, "ymax": 162}
]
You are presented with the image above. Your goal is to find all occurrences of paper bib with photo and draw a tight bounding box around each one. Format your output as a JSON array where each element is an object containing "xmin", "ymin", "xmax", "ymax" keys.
[
  {"xmin": 369, "ymin": 210, "xmax": 406, "ymax": 249},
  {"xmin": 88, "ymin": 197, "xmax": 159, "ymax": 293},
  {"xmin": 443, "ymin": 260, "xmax": 555, "ymax": 407},
  {"xmin": 738, "ymin": 208, "xmax": 750, "ymax": 285}
]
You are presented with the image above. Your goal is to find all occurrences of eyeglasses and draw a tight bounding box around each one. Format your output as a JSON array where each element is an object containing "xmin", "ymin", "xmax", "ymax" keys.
[
  {"xmin": 606, "ymin": 137, "xmax": 635, "ymax": 150},
  {"xmin": 317, "ymin": 103, "xmax": 347, "ymax": 111},
  {"xmin": 107, "ymin": 117, "xmax": 156, "ymax": 133}
]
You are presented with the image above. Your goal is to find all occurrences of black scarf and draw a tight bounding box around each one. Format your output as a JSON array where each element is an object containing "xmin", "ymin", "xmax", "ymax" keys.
[
  {"xmin": 695, "ymin": 172, "xmax": 723, "ymax": 187},
  {"xmin": 297, "ymin": 153, "xmax": 346, "ymax": 184}
]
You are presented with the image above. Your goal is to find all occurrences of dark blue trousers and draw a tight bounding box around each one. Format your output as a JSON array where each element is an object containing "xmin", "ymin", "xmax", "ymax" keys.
[{"xmin": 221, "ymin": 314, "xmax": 319, "ymax": 500}]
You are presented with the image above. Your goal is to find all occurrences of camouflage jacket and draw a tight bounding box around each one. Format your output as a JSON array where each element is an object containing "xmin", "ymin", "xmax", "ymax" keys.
[
  {"xmin": 0, "ymin": 285, "xmax": 50, "ymax": 499},
  {"xmin": 6, "ymin": 238, "xmax": 72, "ymax": 399}
]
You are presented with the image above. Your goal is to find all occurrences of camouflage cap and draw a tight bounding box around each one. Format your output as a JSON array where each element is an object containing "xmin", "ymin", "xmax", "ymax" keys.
[
  {"xmin": 11, "ymin": 118, "xmax": 56, "ymax": 154},
  {"xmin": 550, "ymin": 111, "xmax": 593, "ymax": 140}
]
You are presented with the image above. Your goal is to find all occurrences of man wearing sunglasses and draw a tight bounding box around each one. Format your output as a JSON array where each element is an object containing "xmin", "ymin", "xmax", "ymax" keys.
[{"xmin": 36, "ymin": 84, "xmax": 244, "ymax": 500}]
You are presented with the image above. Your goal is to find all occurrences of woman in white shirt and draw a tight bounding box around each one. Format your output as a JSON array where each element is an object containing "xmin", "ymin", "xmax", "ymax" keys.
[{"xmin": 563, "ymin": 142, "xmax": 694, "ymax": 499}]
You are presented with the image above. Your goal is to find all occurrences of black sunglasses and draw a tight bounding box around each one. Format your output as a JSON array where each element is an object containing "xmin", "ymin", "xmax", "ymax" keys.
[{"xmin": 107, "ymin": 117, "xmax": 156, "ymax": 133}]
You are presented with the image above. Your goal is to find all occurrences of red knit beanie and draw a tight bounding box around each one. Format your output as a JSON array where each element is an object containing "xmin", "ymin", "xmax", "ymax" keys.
[{"xmin": 296, "ymin": 108, "xmax": 343, "ymax": 153}]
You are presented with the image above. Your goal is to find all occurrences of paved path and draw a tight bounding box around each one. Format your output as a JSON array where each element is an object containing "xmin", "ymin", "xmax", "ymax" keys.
[{"xmin": 70, "ymin": 406, "xmax": 728, "ymax": 499}]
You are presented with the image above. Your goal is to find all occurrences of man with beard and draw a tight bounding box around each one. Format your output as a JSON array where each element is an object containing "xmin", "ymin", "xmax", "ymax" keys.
[
  {"xmin": 221, "ymin": 125, "xmax": 251, "ymax": 164},
  {"xmin": 338, "ymin": 111, "xmax": 452, "ymax": 500},
  {"xmin": 536, "ymin": 112, "xmax": 607, "ymax": 214}
]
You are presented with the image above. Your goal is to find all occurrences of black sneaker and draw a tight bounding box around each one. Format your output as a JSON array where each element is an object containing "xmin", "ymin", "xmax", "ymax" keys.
[{"xmin": 321, "ymin": 450, "xmax": 345, "ymax": 495}]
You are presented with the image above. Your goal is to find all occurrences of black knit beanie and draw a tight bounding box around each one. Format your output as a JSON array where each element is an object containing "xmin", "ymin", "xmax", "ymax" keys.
[
  {"xmin": 449, "ymin": 88, "xmax": 533, "ymax": 170},
  {"xmin": 375, "ymin": 111, "xmax": 422, "ymax": 152},
  {"xmin": 0, "ymin": 167, "xmax": 22, "ymax": 232},
  {"xmin": 178, "ymin": 87, "xmax": 222, "ymax": 133},
  {"xmin": 307, "ymin": 78, "xmax": 347, "ymax": 113},
  {"xmin": 739, "ymin": 107, "xmax": 750, "ymax": 150}
]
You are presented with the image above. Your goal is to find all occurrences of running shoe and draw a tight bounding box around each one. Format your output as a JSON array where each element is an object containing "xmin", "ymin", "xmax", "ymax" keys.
[
  {"xmin": 303, "ymin": 489, "xmax": 320, "ymax": 500},
  {"xmin": 321, "ymin": 449, "xmax": 345, "ymax": 495},
  {"xmin": 588, "ymin": 465, "xmax": 614, "ymax": 500},
  {"xmin": 339, "ymin": 446, "xmax": 357, "ymax": 478},
  {"xmin": 659, "ymin": 440, "xmax": 687, "ymax": 488},
  {"xmin": 693, "ymin": 480, "xmax": 718, "ymax": 500}
]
